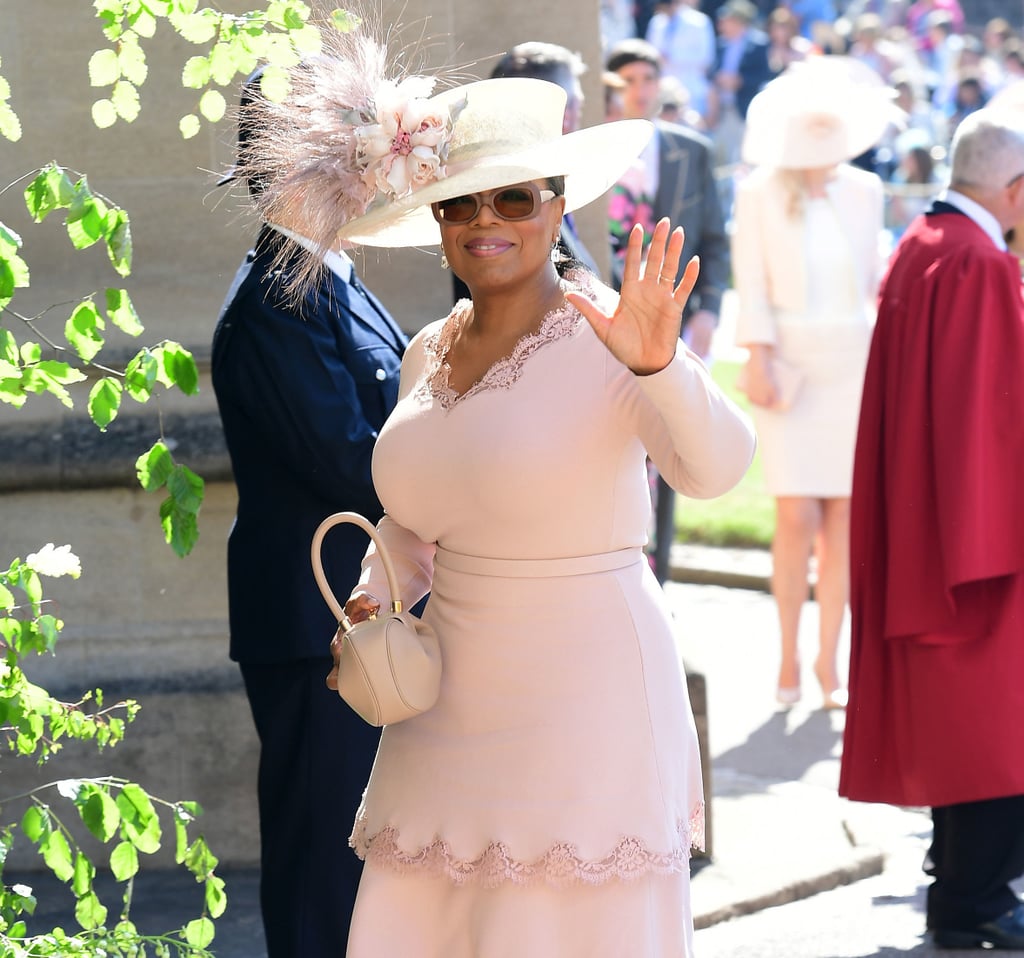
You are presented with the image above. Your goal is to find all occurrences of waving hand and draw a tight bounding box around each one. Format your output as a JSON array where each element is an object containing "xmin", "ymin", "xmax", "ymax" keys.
[{"xmin": 567, "ymin": 218, "xmax": 700, "ymax": 376}]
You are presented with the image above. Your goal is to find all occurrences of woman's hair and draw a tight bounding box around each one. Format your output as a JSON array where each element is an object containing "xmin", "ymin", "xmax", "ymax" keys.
[
  {"xmin": 543, "ymin": 175, "xmax": 586, "ymax": 276},
  {"xmin": 905, "ymin": 146, "xmax": 935, "ymax": 184}
]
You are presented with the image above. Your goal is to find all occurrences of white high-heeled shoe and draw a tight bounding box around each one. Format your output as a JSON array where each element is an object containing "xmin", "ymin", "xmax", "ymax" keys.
[{"xmin": 776, "ymin": 686, "xmax": 801, "ymax": 707}]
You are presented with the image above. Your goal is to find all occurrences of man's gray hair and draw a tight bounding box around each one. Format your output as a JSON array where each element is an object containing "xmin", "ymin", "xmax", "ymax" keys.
[{"xmin": 950, "ymin": 109, "xmax": 1024, "ymax": 191}]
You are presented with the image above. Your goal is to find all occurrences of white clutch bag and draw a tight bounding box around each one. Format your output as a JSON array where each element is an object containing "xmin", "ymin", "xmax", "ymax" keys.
[
  {"xmin": 736, "ymin": 357, "xmax": 805, "ymax": 412},
  {"xmin": 311, "ymin": 512, "xmax": 441, "ymax": 727}
]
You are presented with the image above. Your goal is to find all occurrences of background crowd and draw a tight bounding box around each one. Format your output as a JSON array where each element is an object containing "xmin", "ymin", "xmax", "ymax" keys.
[{"xmin": 599, "ymin": 0, "xmax": 1024, "ymax": 241}]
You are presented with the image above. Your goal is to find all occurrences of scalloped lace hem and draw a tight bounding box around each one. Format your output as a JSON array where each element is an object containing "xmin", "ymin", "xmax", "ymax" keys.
[{"xmin": 349, "ymin": 802, "xmax": 704, "ymax": 888}]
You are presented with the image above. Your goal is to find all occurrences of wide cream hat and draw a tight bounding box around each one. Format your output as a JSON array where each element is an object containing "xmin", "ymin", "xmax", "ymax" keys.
[
  {"xmin": 742, "ymin": 56, "xmax": 899, "ymax": 170},
  {"xmin": 337, "ymin": 77, "xmax": 653, "ymax": 247}
]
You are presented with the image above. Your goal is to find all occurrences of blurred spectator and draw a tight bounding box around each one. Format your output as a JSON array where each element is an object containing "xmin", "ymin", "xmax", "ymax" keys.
[
  {"xmin": 1005, "ymin": 41, "xmax": 1024, "ymax": 86},
  {"xmin": 601, "ymin": 0, "xmax": 636, "ymax": 53},
  {"xmin": 784, "ymin": 0, "xmax": 837, "ymax": 43},
  {"xmin": 766, "ymin": 7, "xmax": 814, "ymax": 76},
  {"xmin": 645, "ymin": 0, "xmax": 717, "ymax": 117},
  {"xmin": 708, "ymin": 0, "xmax": 774, "ymax": 167},
  {"xmin": 658, "ymin": 75, "xmax": 709, "ymax": 129},
  {"xmin": 905, "ymin": 0, "xmax": 964, "ymax": 57},
  {"xmin": 947, "ymin": 72, "xmax": 989, "ymax": 135},
  {"xmin": 885, "ymin": 129, "xmax": 945, "ymax": 238},
  {"xmin": 982, "ymin": 17, "xmax": 1016, "ymax": 90},
  {"xmin": 847, "ymin": 12, "xmax": 900, "ymax": 81},
  {"xmin": 603, "ymin": 69, "xmax": 627, "ymax": 120}
]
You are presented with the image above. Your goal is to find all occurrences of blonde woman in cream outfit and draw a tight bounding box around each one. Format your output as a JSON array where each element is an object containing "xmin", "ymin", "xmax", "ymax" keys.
[
  {"xmin": 733, "ymin": 58, "xmax": 890, "ymax": 710},
  {"xmin": 244, "ymin": 31, "xmax": 755, "ymax": 957}
]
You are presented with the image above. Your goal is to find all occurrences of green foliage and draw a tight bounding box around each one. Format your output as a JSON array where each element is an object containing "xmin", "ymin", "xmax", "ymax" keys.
[
  {"xmin": 0, "ymin": 552, "xmax": 226, "ymax": 955},
  {"xmin": 2, "ymin": 164, "xmax": 203, "ymax": 556},
  {"xmin": 86, "ymin": 0, "xmax": 322, "ymax": 138},
  {"xmin": 0, "ymin": 5, "xmax": 349, "ymax": 955},
  {"xmin": 0, "ymin": 57, "xmax": 20, "ymax": 143}
]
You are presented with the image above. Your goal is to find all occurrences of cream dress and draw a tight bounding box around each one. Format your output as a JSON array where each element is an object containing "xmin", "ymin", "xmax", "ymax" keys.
[
  {"xmin": 345, "ymin": 272, "xmax": 755, "ymax": 958},
  {"xmin": 747, "ymin": 197, "xmax": 872, "ymax": 497}
]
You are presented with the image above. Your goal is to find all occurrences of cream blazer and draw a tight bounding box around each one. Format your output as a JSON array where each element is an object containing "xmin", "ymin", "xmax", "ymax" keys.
[{"xmin": 732, "ymin": 164, "xmax": 885, "ymax": 346}]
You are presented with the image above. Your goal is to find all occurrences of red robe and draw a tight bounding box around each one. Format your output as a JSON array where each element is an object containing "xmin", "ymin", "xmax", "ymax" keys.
[{"xmin": 839, "ymin": 211, "xmax": 1024, "ymax": 808}]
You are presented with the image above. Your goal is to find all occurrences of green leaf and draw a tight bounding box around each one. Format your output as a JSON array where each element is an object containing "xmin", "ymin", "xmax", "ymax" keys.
[
  {"xmin": 88, "ymin": 48, "xmax": 121, "ymax": 87},
  {"xmin": 198, "ymin": 88, "xmax": 226, "ymax": 123},
  {"xmin": 0, "ymin": 101, "xmax": 21, "ymax": 143},
  {"xmin": 331, "ymin": 8, "xmax": 362, "ymax": 32},
  {"xmin": 66, "ymin": 191, "xmax": 109, "ymax": 250},
  {"xmin": 21, "ymin": 806, "xmax": 48, "ymax": 843},
  {"xmin": 0, "ymin": 221, "xmax": 21, "ymax": 255},
  {"xmin": 172, "ymin": 10, "xmax": 217, "ymax": 43},
  {"xmin": 181, "ymin": 55, "xmax": 210, "ymax": 89},
  {"xmin": 88, "ymin": 377, "xmax": 122, "ymax": 430},
  {"xmin": 182, "ymin": 835, "xmax": 218, "ymax": 880},
  {"xmin": 155, "ymin": 342, "xmax": 198, "ymax": 394},
  {"xmin": 0, "ymin": 255, "xmax": 27, "ymax": 311},
  {"xmin": 65, "ymin": 301, "xmax": 106, "ymax": 363},
  {"xmin": 207, "ymin": 42, "xmax": 237, "ymax": 87},
  {"xmin": 41, "ymin": 831, "xmax": 74, "ymax": 882},
  {"xmin": 105, "ymin": 288, "xmax": 142, "ymax": 335},
  {"xmin": 80, "ymin": 788, "xmax": 121, "ymax": 842},
  {"xmin": 109, "ymin": 840, "xmax": 139, "ymax": 881},
  {"xmin": 23, "ymin": 166, "xmax": 75, "ymax": 222},
  {"xmin": 0, "ymin": 328, "xmax": 17, "ymax": 364},
  {"xmin": 257, "ymin": 64, "xmax": 290, "ymax": 102},
  {"xmin": 185, "ymin": 916, "xmax": 215, "ymax": 948},
  {"xmin": 74, "ymin": 889, "xmax": 107, "ymax": 930},
  {"xmin": 71, "ymin": 851, "xmax": 95, "ymax": 897},
  {"xmin": 161, "ymin": 494, "xmax": 200, "ymax": 557},
  {"xmin": 111, "ymin": 80, "xmax": 141, "ymax": 122},
  {"xmin": 136, "ymin": 441, "xmax": 173, "ymax": 492},
  {"xmin": 118, "ymin": 36, "xmax": 148, "ymax": 85},
  {"xmin": 127, "ymin": 5, "xmax": 157, "ymax": 38},
  {"xmin": 0, "ymin": 582, "xmax": 14, "ymax": 611},
  {"xmin": 205, "ymin": 873, "xmax": 227, "ymax": 918},
  {"xmin": 116, "ymin": 783, "xmax": 161, "ymax": 854},
  {"xmin": 124, "ymin": 349, "xmax": 158, "ymax": 401},
  {"xmin": 92, "ymin": 97, "xmax": 118, "ymax": 129},
  {"xmin": 179, "ymin": 113, "xmax": 200, "ymax": 138},
  {"xmin": 167, "ymin": 463, "xmax": 204, "ymax": 514},
  {"xmin": 104, "ymin": 209, "xmax": 132, "ymax": 276}
]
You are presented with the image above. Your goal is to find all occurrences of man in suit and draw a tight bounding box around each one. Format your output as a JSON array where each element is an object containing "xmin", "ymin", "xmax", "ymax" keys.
[
  {"xmin": 840, "ymin": 108, "xmax": 1024, "ymax": 950},
  {"xmin": 606, "ymin": 37, "xmax": 730, "ymax": 583},
  {"xmin": 211, "ymin": 68, "xmax": 406, "ymax": 957},
  {"xmin": 708, "ymin": 0, "xmax": 773, "ymax": 169}
]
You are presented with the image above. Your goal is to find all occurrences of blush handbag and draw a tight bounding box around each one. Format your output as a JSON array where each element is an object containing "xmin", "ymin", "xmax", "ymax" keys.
[
  {"xmin": 311, "ymin": 511, "xmax": 441, "ymax": 727},
  {"xmin": 736, "ymin": 357, "xmax": 805, "ymax": 412}
]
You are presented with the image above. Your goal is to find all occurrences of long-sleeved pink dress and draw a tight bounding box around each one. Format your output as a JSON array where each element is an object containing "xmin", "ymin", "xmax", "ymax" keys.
[{"xmin": 345, "ymin": 271, "xmax": 755, "ymax": 957}]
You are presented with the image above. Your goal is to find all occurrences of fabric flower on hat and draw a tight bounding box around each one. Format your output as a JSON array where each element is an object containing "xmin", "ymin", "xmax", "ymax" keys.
[{"xmin": 353, "ymin": 76, "xmax": 459, "ymax": 200}]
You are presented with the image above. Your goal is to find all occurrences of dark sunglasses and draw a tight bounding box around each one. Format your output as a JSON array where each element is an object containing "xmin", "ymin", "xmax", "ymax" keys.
[{"xmin": 430, "ymin": 183, "xmax": 556, "ymax": 224}]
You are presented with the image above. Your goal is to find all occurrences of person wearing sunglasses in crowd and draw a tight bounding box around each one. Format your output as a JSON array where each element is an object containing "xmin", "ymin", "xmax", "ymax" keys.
[{"xmin": 241, "ymin": 29, "xmax": 754, "ymax": 957}]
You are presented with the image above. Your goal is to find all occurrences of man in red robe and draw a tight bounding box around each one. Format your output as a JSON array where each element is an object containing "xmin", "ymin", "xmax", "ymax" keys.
[{"xmin": 840, "ymin": 107, "xmax": 1024, "ymax": 950}]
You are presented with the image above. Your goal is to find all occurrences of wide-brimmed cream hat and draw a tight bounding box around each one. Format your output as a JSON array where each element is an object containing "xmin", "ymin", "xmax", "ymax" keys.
[
  {"xmin": 742, "ymin": 56, "xmax": 899, "ymax": 169},
  {"xmin": 336, "ymin": 77, "xmax": 653, "ymax": 247}
]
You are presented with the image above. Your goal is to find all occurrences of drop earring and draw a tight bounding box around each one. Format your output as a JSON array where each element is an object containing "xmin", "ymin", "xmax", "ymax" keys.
[
  {"xmin": 550, "ymin": 239, "xmax": 560, "ymax": 264},
  {"xmin": 440, "ymin": 253, "xmax": 450, "ymax": 270}
]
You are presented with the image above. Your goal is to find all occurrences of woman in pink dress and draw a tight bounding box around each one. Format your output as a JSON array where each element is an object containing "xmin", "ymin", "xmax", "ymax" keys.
[{"xmin": 247, "ymin": 37, "xmax": 755, "ymax": 957}]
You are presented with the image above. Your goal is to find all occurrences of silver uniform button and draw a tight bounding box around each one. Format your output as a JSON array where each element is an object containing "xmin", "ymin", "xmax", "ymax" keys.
[{"xmin": 375, "ymin": 368, "xmax": 387, "ymax": 381}]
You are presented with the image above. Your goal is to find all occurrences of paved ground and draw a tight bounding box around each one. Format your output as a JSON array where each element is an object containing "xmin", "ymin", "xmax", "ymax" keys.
[{"xmin": 10, "ymin": 547, "xmax": 956, "ymax": 956}]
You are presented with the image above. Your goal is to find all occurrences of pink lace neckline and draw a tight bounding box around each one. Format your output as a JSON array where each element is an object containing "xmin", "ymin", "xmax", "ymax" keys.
[
  {"xmin": 416, "ymin": 275, "xmax": 588, "ymax": 411},
  {"xmin": 349, "ymin": 803, "xmax": 704, "ymax": 889}
]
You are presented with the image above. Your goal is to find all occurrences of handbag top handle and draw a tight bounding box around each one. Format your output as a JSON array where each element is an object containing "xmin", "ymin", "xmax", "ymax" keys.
[{"xmin": 311, "ymin": 512, "xmax": 404, "ymax": 624}]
